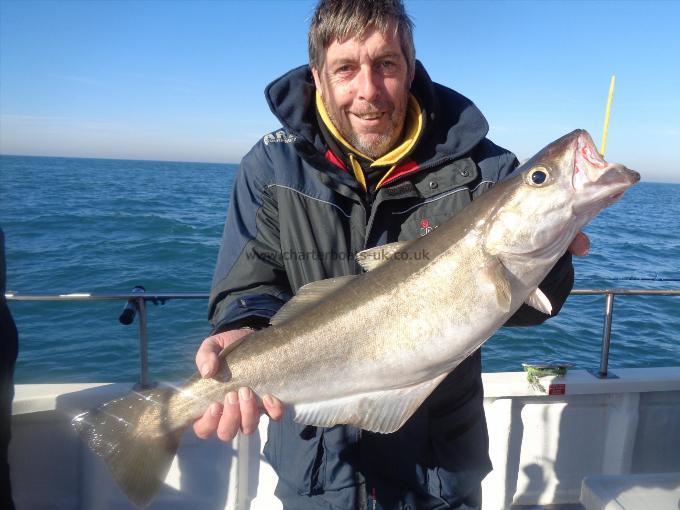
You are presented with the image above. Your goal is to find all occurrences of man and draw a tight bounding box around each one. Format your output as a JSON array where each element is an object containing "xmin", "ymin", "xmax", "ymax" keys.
[{"xmin": 194, "ymin": 1, "xmax": 586, "ymax": 508}]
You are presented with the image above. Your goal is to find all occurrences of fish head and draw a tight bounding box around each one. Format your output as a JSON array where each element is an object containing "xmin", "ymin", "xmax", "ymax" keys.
[{"xmin": 485, "ymin": 129, "xmax": 640, "ymax": 271}]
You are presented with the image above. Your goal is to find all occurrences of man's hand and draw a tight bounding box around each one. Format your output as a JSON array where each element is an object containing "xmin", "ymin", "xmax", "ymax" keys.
[
  {"xmin": 569, "ymin": 231, "xmax": 590, "ymax": 257},
  {"xmin": 192, "ymin": 329, "xmax": 284, "ymax": 442}
]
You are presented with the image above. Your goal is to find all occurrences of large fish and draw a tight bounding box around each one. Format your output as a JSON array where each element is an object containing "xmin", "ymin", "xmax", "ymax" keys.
[{"xmin": 73, "ymin": 129, "xmax": 639, "ymax": 507}]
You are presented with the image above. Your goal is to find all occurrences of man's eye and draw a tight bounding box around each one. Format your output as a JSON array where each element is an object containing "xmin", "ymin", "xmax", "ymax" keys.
[{"xmin": 380, "ymin": 61, "xmax": 396, "ymax": 71}]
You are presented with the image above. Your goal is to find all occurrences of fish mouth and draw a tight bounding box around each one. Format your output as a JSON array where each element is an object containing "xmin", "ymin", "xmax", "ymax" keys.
[{"xmin": 572, "ymin": 131, "xmax": 640, "ymax": 214}]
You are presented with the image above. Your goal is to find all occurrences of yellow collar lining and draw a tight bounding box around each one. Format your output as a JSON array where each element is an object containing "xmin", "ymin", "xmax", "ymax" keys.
[{"xmin": 315, "ymin": 91, "xmax": 423, "ymax": 170}]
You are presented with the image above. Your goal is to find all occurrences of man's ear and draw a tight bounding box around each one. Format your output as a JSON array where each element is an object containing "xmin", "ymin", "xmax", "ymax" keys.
[{"xmin": 311, "ymin": 67, "xmax": 322, "ymax": 95}]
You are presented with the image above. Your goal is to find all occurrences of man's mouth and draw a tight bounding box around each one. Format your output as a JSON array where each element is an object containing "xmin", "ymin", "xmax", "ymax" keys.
[{"xmin": 352, "ymin": 111, "xmax": 384, "ymax": 121}]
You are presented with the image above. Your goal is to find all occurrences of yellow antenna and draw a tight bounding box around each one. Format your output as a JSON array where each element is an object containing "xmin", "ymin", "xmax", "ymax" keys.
[{"xmin": 600, "ymin": 74, "xmax": 616, "ymax": 156}]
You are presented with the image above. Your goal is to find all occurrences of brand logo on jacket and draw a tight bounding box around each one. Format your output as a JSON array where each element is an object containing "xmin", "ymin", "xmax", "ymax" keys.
[
  {"xmin": 419, "ymin": 218, "xmax": 437, "ymax": 236},
  {"xmin": 264, "ymin": 130, "xmax": 297, "ymax": 145}
]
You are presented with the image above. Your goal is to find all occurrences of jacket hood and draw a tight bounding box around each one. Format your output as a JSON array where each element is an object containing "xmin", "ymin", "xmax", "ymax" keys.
[{"xmin": 264, "ymin": 61, "xmax": 489, "ymax": 168}]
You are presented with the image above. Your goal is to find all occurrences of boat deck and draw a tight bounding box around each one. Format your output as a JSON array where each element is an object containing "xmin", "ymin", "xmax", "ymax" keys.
[{"xmin": 10, "ymin": 367, "xmax": 680, "ymax": 509}]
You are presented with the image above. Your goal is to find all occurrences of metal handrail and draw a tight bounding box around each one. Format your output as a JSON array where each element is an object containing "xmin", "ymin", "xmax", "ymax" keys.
[
  {"xmin": 571, "ymin": 288, "xmax": 680, "ymax": 378},
  {"xmin": 5, "ymin": 291, "xmax": 209, "ymax": 387},
  {"xmin": 5, "ymin": 288, "xmax": 680, "ymax": 385},
  {"xmin": 4, "ymin": 291, "xmax": 209, "ymax": 301}
]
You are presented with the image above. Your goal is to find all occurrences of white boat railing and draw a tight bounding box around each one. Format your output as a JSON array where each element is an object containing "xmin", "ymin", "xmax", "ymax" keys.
[{"xmin": 5, "ymin": 288, "xmax": 680, "ymax": 387}]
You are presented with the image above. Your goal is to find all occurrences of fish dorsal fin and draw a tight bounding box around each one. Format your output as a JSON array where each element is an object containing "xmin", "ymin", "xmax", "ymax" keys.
[
  {"xmin": 356, "ymin": 241, "xmax": 412, "ymax": 272},
  {"xmin": 292, "ymin": 372, "xmax": 448, "ymax": 433},
  {"xmin": 270, "ymin": 275, "xmax": 357, "ymax": 326},
  {"xmin": 525, "ymin": 287, "xmax": 553, "ymax": 315}
]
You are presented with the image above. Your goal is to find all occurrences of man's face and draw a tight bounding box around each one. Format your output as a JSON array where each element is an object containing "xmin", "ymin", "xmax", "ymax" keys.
[{"xmin": 312, "ymin": 26, "xmax": 413, "ymax": 159}]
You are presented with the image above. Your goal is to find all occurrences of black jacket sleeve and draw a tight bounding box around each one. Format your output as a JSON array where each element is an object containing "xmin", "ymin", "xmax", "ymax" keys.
[
  {"xmin": 208, "ymin": 144, "xmax": 292, "ymax": 334},
  {"xmin": 505, "ymin": 252, "xmax": 574, "ymax": 326}
]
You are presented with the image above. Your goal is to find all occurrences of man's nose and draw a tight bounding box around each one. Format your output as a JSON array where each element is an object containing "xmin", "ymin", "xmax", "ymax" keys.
[{"xmin": 356, "ymin": 66, "xmax": 380, "ymax": 102}]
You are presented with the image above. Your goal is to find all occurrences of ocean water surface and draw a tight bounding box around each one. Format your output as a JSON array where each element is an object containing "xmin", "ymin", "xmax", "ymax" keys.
[{"xmin": 1, "ymin": 155, "xmax": 679, "ymax": 383}]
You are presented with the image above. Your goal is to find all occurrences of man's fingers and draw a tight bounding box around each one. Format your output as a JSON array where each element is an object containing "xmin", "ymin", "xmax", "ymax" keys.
[
  {"xmin": 569, "ymin": 231, "xmax": 590, "ymax": 257},
  {"xmin": 262, "ymin": 394, "xmax": 284, "ymax": 421},
  {"xmin": 196, "ymin": 329, "xmax": 253, "ymax": 379},
  {"xmin": 217, "ymin": 391, "xmax": 241, "ymax": 442},
  {"xmin": 195, "ymin": 339, "xmax": 220, "ymax": 378},
  {"xmin": 238, "ymin": 388, "xmax": 259, "ymax": 435},
  {"xmin": 193, "ymin": 403, "xmax": 222, "ymax": 439},
  {"xmin": 193, "ymin": 389, "xmax": 282, "ymax": 442},
  {"xmin": 193, "ymin": 331, "xmax": 264, "ymax": 442}
]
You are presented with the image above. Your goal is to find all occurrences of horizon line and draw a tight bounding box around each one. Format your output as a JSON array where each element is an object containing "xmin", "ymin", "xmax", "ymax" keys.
[{"xmin": 0, "ymin": 152, "xmax": 239, "ymax": 167}]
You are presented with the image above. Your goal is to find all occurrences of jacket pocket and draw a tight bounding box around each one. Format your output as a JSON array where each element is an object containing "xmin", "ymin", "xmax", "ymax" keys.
[
  {"xmin": 264, "ymin": 415, "xmax": 363, "ymax": 495},
  {"xmin": 264, "ymin": 412, "xmax": 326, "ymax": 495},
  {"xmin": 428, "ymin": 417, "xmax": 491, "ymax": 505}
]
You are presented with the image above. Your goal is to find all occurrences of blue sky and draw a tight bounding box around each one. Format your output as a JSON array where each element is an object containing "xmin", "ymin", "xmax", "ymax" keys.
[{"xmin": 1, "ymin": 0, "xmax": 678, "ymax": 183}]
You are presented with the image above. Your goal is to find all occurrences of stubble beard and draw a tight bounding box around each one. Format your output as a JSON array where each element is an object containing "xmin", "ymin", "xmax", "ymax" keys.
[
  {"xmin": 347, "ymin": 129, "xmax": 396, "ymax": 160},
  {"xmin": 324, "ymin": 97, "xmax": 408, "ymax": 160}
]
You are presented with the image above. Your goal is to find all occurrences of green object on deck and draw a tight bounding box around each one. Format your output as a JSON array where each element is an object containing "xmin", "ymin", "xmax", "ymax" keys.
[{"xmin": 522, "ymin": 361, "xmax": 573, "ymax": 392}]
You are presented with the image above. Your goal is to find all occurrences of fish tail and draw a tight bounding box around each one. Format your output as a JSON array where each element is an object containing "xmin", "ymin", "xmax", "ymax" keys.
[{"xmin": 72, "ymin": 386, "xmax": 187, "ymax": 508}]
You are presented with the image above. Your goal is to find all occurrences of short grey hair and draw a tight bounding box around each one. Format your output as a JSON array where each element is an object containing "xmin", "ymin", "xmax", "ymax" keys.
[{"xmin": 308, "ymin": 0, "xmax": 416, "ymax": 77}]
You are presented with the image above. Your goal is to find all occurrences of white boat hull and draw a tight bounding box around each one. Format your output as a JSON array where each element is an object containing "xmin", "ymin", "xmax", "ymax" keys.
[{"xmin": 10, "ymin": 368, "xmax": 680, "ymax": 509}]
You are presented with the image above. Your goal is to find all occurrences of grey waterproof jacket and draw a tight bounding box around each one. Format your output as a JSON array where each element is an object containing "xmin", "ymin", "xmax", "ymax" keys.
[{"xmin": 208, "ymin": 62, "xmax": 573, "ymax": 509}]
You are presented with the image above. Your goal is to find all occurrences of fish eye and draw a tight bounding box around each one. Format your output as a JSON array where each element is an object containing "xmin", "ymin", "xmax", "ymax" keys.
[{"xmin": 528, "ymin": 167, "xmax": 549, "ymax": 186}]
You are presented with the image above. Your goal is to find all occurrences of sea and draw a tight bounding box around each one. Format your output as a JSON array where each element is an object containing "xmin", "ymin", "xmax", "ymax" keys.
[{"xmin": 1, "ymin": 154, "xmax": 679, "ymax": 384}]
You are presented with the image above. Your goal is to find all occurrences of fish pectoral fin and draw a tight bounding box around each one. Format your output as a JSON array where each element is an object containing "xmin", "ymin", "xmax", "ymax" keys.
[
  {"xmin": 525, "ymin": 287, "xmax": 553, "ymax": 315},
  {"xmin": 291, "ymin": 373, "xmax": 448, "ymax": 434},
  {"xmin": 356, "ymin": 241, "xmax": 412, "ymax": 272},
  {"xmin": 270, "ymin": 275, "xmax": 357, "ymax": 326},
  {"xmin": 484, "ymin": 259, "xmax": 512, "ymax": 313}
]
